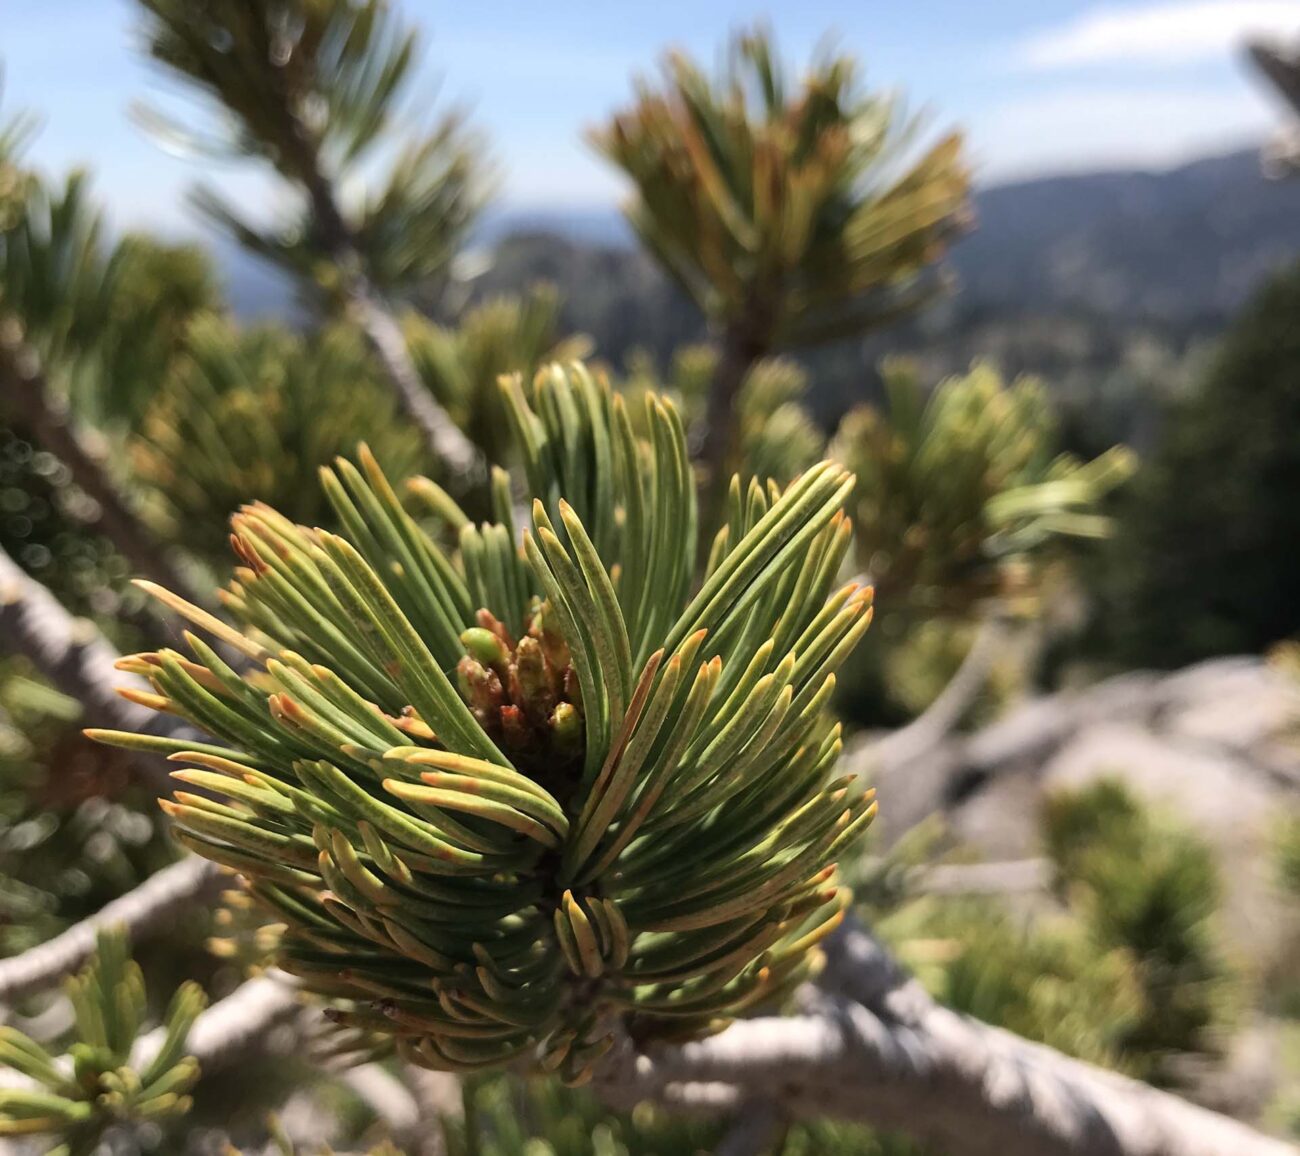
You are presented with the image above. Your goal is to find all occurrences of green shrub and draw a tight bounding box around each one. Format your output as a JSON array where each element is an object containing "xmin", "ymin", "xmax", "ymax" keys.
[{"xmin": 1044, "ymin": 780, "xmax": 1231, "ymax": 1079}]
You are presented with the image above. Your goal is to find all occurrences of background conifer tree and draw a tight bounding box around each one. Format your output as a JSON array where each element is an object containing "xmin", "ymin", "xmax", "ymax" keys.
[
  {"xmin": 591, "ymin": 28, "xmax": 971, "ymax": 511},
  {"xmin": 134, "ymin": 0, "xmax": 495, "ymax": 480}
]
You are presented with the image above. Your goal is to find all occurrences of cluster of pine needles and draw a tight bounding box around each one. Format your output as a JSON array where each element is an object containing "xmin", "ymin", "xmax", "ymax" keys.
[{"xmin": 91, "ymin": 363, "xmax": 877, "ymax": 1084}]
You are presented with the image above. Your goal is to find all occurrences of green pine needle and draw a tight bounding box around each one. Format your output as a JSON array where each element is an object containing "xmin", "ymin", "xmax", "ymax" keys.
[{"xmin": 94, "ymin": 361, "xmax": 876, "ymax": 1083}]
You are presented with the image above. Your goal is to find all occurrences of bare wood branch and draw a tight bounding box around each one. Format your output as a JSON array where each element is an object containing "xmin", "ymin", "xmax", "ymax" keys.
[
  {"xmin": 595, "ymin": 916, "xmax": 1296, "ymax": 1156},
  {"xmin": 1248, "ymin": 40, "xmax": 1300, "ymax": 119},
  {"xmin": 0, "ymin": 543, "xmax": 204, "ymax": 795},
  {"xmin": 9, "ymin": 919, "xmax": 1284, "ymax": 1156},
  {"xmin": 294, "ymin": 161, "xmax": 484, "ymax": 485},
  {"xmin": 153, "ymin": 980, "xmax": 435, "ymax": 1149},
  {"xmin": 844, "ymin": 665, "xmax": 1174, "ymax": 837},
  {"xmin": 605, "ymin": 1007, "xmax": 1295, "ymax": 1156},
  {"xmin": 0, "ymin": 973, "xmax": 304, "ymax": 1098},
  {"xmin": 1246, "ymin": 40, "xmax": 1300, "ymax": 177},
  {"xmin": 0, "ymin": 856, "xmax": 222, "ymax": 1004},
  {"xmin": 1, "ymin": 565, "xmax": 1288, "ymax": 1156},
  {"xmin": 915, "ymin": 857, "xmax": 1051, "ymax": 896},
  {"xmin": 713, "ymin": 1100, "xmax": 785, "ymax": 1156},
  {"xmin": 345, "ymin": 274, "xmax": 484, "ymax": 483},
  {"xmin": 135, "ymin": 972, "xmax": 305, "ymax": 1074},
  {"xmin": 341, "ymin": 1064, "xmax": 422, "ymax": 1142},
  {"xmin": 865, "ymin": 613, "xmax": 1008, "ymax": 778},
  {"xmin": 406, "ymin": 1067, "xmax": 461, "ymax": 1156}
]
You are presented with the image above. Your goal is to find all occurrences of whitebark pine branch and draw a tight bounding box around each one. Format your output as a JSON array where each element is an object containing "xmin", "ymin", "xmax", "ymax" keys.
[
  {"xmin": 0, "ymin": 856, "xmax": 222, "ymax": 1005},
  {"xmin": 0, "ymin": 543, "xmax": 204, "ymax": 797}
]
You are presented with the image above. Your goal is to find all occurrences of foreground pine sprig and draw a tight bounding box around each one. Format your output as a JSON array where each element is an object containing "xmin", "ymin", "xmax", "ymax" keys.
[
  {"xmin": 92, "ymin": 362, "xmax": 875, "ymax": 1085},
  {"xmin": 0, "ymin": 928, "xmax": 205, "ymax": 1146}
]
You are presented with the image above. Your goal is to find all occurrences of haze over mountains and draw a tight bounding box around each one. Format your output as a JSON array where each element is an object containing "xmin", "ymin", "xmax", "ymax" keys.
[
  {"xmin": 220, "ymin": 145, "xmax": 1300, "ymax": 330},
  {"xmin": 955, "ymin": 147, "xmax": 1300, "ymax": 324}
]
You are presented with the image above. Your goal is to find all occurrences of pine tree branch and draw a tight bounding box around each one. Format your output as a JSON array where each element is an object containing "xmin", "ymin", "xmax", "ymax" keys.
[
  {"xmin": 346, "ymin": 269, "xmax": 484, "ymax": 484},
  {"xmin": 1247, "ymin": 40, "xmax": 1300, "ymax": 177},
  {"xmin": 700, "ymin": 323, "xmax": 764, "ymax": 524},
  {"xmin": 594, "ymin": 915, "xmax": 1296, "ymax": 1156},
  {"xmin": 0, "ymin": 542, "xmax": 202, "ymax": 796},
  {"xmin": 133, "ymin": 0, "xmax": 487, "ymax": 485},
  {"xmin": 0, "ymin": 326, "xmax": 207, "ymax": 607},
  {"xmin": 284, "ymin": 128, "xmax": 483, "ymax": 484},
  {"xmin": 134, "ymin": 972, "xmax": 305, "ymax": 1074},
  {"xmin": 9, "ymin": 918, "xmax": 1287, "ymax": 1155},
  {"xmin": 603, "ymin": 1009, "xmax": 1296, "ymax": 1156},
  {"xmin": 0, "ymin": 856, "xmax": 222, "ymax": 1004},
  {"xmin": 913, "ymin": 857, "xmax": 1051, "ymax": 896},
  {"xmin": 864, "ymin": 612, "xmax": 1008, "ymax": 778}
]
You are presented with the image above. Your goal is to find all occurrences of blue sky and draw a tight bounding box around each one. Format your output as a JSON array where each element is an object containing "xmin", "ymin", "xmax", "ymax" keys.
[{"xmin": 4, "ymin": 0, "xmax": 1299, "ymax": 236}]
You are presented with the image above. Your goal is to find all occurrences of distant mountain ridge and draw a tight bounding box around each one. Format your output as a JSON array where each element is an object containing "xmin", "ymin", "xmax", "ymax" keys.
[
  {"xmin": 473, "ymin": 146, "xmax": 1300, "ymax": 325},
  {"xmin": 955, "ymin": 147, "xmax": 1300, "ymax": 324},
  {"xmin": 219, "ymin": 145, "xmax": 1300, "ymax": 328}
]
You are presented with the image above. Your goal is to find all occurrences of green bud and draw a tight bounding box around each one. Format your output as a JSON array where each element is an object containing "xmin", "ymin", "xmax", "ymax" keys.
[
  {"xmin": 551, "ymin": 702, "xmax": 583, "ymax": 755},
  {"xmin": 461, "ymin": 627, "xmax": 509, "ymax": 669}
]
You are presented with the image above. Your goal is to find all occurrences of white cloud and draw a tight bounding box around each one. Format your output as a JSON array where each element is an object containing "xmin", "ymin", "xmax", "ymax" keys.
[
  {"xmin": 974, "ymin": 84, "xmax": 1272, "ymax": 181},
  {"xmin": 1017, "ymin": 1, "xmax": 1300, "ymax": 70}
]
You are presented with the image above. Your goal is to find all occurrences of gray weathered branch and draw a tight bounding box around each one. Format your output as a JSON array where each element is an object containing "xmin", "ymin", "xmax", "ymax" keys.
[
  {"xmin": 713, "ymin": 1100, "xmax": 786, "ymax": 1156},
  {"xmin": 134, "ymin": 972, "xmax": 305, "ymax": 1075},
  {"xmin": 0, "ymin": 972, "xmax": 303, "ymax": 1097},
  {"xmin": 9, "ymin": 913, "xmax": 1289, "ymax": 1156},
  {"xmin": 3, "ymin": 550, "xmax": 1293, "ymax": 1154},
  {"xmin": 843, "ymin": 662, "xmax": 1244, "ymax": 838},
  {"xmin": 0, "ymin": 542, "xmax": 200, "ymax": 796},
  {"xmin": 866, "ymin": 613, "xmax": 1009, "ymax": 778},
  {"xmin": 1248, "ymin": 40, "xmax": 1300, "ymax": 177},
  {"xmin": 915, "ymin": 857, "xmax": 1051, "ymax": 896},
  {"xmin": 340, "ymin": 1064, "xmax": 423, "ymax": 1143},
  {"xmin": 596, "ymin": 916, "xmax": 1296, "ymax": 1156},
  {"xmin": 294, "ymin": 155, "xmax": 484, "ymax": 484},
  {"xmin": 0, "ymin": 856, "xmax": 222, "ymax": 1004}
]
